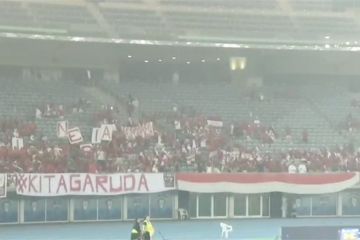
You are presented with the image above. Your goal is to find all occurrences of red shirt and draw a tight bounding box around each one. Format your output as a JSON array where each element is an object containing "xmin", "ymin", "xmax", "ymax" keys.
[{"xmin": 88, "ymin": 163, "xmax": 98, "ymax": 173}]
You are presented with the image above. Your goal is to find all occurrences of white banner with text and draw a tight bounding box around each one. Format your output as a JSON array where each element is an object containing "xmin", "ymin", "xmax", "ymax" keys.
[
  {"xmin": 121, "ymin": 122, "xmax": 154, "ymax": 140},
  {"xmin": 15, "ymin": 173, "xmax": 175, "ymax": 197}
]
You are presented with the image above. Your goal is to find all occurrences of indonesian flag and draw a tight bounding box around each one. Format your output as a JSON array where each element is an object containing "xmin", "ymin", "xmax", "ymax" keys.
[{"xmin": 176, "ymin": 172, "xmax": 359, "ymax": 194}]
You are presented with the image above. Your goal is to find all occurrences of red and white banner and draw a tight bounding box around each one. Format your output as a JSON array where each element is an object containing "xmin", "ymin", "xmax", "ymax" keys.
[
  {"xmin": 176, "ymin": 172, "xmax": 360, "ymax": 194},
  {"xmin": 0, "ymin": 174, "xmax": 6, "ymax": 198},
  {"xmin": 10, "ymin": 172, "xmax": 360, "ymax": 196},
  {"xmin": 15, "ymin": 173, "xmax": 175, "ymax": 197},
  {"xmin": 121, "ymin": 122, "xmax": 154, "ymax": 140}
]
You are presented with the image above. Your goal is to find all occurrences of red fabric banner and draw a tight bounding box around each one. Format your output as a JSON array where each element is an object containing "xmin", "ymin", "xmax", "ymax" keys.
[{"xmin": 176, "ymin": 172, "xmax": 359, "ymax": 194}]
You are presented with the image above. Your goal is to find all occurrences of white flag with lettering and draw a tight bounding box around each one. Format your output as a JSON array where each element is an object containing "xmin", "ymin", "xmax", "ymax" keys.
[
  {"xmin": 91, "ymin": 128, "xmax": 101, "ymax": 144},
  {"xmin": 12, "ymin": 137, "xmax": 24, "ymax": 150},
  {"xmin": 57, "ymin": 120, "xmax": 68, "ymax": 138},
  {"xmin": 67, "ymin": 127, "xmax": 83, "ymax": 144}
]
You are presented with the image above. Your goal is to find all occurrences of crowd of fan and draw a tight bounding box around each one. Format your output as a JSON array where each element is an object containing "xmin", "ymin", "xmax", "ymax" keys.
[
  {"xmin": 35, "ymin": 98, "xmax": 92, "ymax": 120},
  {"xmin": 0, "ymin": 97, "xmax": 359, "ymax": 175}
]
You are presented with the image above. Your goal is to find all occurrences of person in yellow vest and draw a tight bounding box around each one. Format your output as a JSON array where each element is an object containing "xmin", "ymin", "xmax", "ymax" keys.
[
  {"xmin": 130, "ymin": 218, "xmax": 141, "ymax": 240},
  {"xmin": 142, "ymin": 216, "xmax": 155, "ymax": 240}
]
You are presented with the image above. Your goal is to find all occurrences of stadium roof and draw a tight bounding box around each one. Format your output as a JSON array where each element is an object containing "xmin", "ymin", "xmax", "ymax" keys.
[{"xmin": 1, "ymin": 0, "xmax": 360, "ymax": 50}]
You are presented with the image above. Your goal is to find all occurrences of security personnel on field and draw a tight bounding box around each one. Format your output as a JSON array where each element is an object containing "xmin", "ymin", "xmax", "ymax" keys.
[
  {"xmin": 130, "ymin": 218, "xmax": 141, "ymax": 240},
  {"xmin": 142, "ymin": 216, "xmax": 155, "ymax": 240}
]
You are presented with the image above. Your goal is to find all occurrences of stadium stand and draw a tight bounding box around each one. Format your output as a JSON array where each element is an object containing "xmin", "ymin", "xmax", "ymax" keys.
[
  {"xmin": 27, "ymin": 3, "xmax": 98, "ymax": 34},
  {"xmin": 3, "ymin": 1, "xmax": 360, "ymax": 238},
  {"xmin": 160, "ymin": 0, "xmax": 279, "ymax": 9},
  {"xmin": 0, "ymin": 1, "xmax": 35, "ymax": 27},
  {"xmin": 289, "ymin": 0, "xmax": 334, "ymax": 12},
  {"xmin": 0, "ymin": 69, "xmax": 358, "ymax": 175},
  {"xmin": 98, "ymin": 7, "xmax": 167, "ymax": 39},
  {"xmin": 0, "ymin": 0, "xmax": 358, "ymax": 42}
]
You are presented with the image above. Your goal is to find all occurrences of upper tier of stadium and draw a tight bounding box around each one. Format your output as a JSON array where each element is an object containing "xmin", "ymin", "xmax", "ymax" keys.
[{"xmin": 0, "ymin": 0, "xmax": 359, "ymax": 47}]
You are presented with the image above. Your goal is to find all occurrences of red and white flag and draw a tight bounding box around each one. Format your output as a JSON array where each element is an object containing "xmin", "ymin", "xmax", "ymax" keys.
[{"xmin": 176, "ymin": 172, "xmax": 359, "ymax": 194}]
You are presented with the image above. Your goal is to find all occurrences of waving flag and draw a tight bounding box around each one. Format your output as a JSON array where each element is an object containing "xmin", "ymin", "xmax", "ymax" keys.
[{"xmin": 176, "ymin": 172, "xmax": 359, "ymax": 194}]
